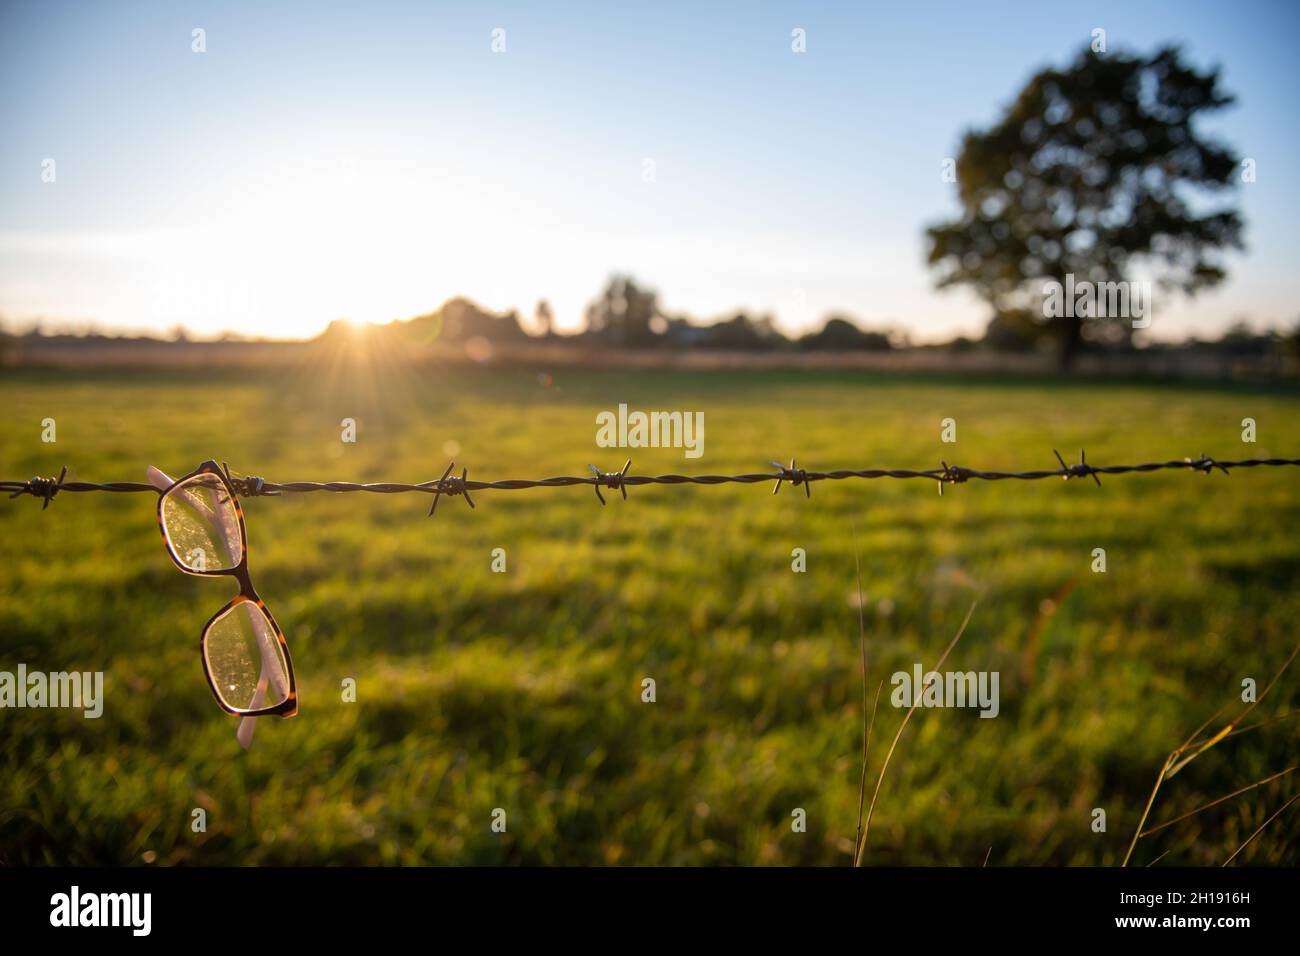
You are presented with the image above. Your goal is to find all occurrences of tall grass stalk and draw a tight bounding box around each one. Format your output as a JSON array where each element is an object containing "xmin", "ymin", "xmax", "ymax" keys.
[{"xmin": 857, "ymin": 601, "xmax": 977, "ymax": 865}]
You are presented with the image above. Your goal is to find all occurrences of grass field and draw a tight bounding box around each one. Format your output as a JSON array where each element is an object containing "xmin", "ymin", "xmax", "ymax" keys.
[{"xmin": 1, "ymin": 364, "xmax": 1298, "ymax": 865}]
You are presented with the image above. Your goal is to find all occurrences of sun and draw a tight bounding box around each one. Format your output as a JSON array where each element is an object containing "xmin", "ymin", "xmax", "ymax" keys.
[{"xmin": 141, "ymin": 166, "xmax": 497, "ymax": 340}]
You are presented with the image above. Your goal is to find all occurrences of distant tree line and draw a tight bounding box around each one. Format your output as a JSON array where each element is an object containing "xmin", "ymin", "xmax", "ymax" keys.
[
  {"xmin": 373, "ymin": 275, "xmax": 1299, "ymax": 365},
  {"xmin": 387, "ymin": 275, "xmax": 899, "ymax": 353}
]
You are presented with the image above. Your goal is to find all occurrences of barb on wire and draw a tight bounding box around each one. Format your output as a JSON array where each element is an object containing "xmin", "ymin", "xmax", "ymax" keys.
[
  {"xmin": 229, "ymin": 473, "xmax": 280, "ymax": 498},
  {"xmin": 1053, "ymin": 448, "xmax": 1101, "ymax": 486},
  {"xmin": 589, "ymin": 459, "xmax": 632, "ymax": 505},
  {"xmin": 770, "ymin": 458, "xmax": 810, "ymax": 498},
  {"xmin": 428, "ymin": 461, "xmax": 475, "ymax": 517},
  {"xmin": 7, "ymin": 465, "xmax": 67, "ymax": 509},
  {"xmin": 3, "ymin": 452, "xmax": 1298, "ymax": 514},
  {"xmin": 1189, "ymin": 453, "xmax": 1231, "ymax": 476},
  {"xmin": 937, "ymin": 460, "xmax": 972, "ymax": 496}
]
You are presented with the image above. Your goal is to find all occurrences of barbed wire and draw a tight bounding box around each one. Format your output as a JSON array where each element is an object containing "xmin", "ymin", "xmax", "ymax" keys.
[{"xmin": 3, "ymin": 451, "xmax": 1298, "ymax": 514}]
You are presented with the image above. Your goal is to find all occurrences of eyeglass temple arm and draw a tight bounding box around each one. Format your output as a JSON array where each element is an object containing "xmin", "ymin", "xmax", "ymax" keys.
[{"xmin": 245, "ymin": 615, "xmax": 291, "ymax": 711}]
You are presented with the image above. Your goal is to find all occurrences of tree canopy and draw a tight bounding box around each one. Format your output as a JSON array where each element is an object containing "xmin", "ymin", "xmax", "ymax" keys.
[{"xmin": 926, "ymin": 44, "xmax": 1244, "ymax": 367}]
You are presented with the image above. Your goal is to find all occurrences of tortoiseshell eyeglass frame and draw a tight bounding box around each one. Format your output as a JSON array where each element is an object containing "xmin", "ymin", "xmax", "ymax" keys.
[{"xmin": 157, "ymin": 460, "xmax": 298, "ymax": 718}]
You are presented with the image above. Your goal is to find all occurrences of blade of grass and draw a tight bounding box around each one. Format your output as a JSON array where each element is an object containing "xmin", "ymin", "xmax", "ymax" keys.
[
  {"xmin": 1140, "ymin": 766, "xmax": 1297, "ymax": 838},
  {"xmin": 850, "ymin": 518, "xmax": 869, "ymax": 866},
  {"xmin": 1218, "ymin": 708, "xmax": 1298, "ymax": 741},
  {"xmin": 1125, "ymin": 702, "xmax": 1234, "ymax": 866},
  {"xmin": 1123, "ymin": 752, "xmax": 1175, "ymax": 867},
  {"xmin": 1127, "ymin": 640, "xmax": 1300, "ymax": 865},
  {"xmin": 1169, "ymin": 640, "xmax": 1299, "ymax": 779},
  {"xmin": 853, "ymin": 680, "xmax": 883, "ymax": 868},
  {"xmin": 1222, "ymin": 792, "xmax": 1300, "ymax": 866},
  {"xmin": 1166, "ymin": 726, "xmax": 1232, "ymax": 779},
  {"xmin": 858, "ymin": 600, "xmax": 977, "ymax": 864}
]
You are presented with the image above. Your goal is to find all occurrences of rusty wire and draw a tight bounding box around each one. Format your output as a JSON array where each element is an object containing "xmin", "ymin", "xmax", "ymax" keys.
[{"xmin": 2, "ymin": 451, "xmax": 1298, "ymax": 515}]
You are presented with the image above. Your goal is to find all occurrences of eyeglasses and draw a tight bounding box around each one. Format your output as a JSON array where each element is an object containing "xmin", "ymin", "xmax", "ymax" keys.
[{"xmin": 157, "ymin": 460, "xmax": 297, "ymax": 719}]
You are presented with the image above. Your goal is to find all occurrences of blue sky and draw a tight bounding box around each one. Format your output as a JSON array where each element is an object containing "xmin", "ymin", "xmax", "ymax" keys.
[{"xmin": 1, "ymin": 0, "xmax": 1297, "ymax": 341}]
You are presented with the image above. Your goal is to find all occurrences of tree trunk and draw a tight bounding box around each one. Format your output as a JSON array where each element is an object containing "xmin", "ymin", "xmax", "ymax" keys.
[{"xmin": 1058, "ymin": 313, "xmax": 1082, "ymax": 371}]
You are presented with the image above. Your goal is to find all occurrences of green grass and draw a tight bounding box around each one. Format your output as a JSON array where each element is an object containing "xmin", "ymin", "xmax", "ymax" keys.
[{"xmin": 1, "ymin": 365, "xmax": 1297, "ymax": 865}]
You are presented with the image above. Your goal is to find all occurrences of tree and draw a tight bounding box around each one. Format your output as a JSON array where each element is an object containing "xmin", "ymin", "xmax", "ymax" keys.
[
  {"xmin": 703, "ymin": 312, "xmax": 785, "ymax": 350},
  {"xmin": 798, "ymin": 316, "xmax": 892, "ymax": 351},
  {"xmin": 535, "ymin": 299, "xmax": 554, "ymax": 337},
  {"xmin": 583, "ymin": 275, "xmax": 661, "ymax": 347},
  {"xmin": 394, "ymin": 297, "xmax": 527, "ymax": 345},
  {"xmin": 926, "ymin": 45, "xmax": 1243, "ymax": 369},
  {"xmin": 1285, "ymin": 320, "xmax": 1300, "ymax": 364}
]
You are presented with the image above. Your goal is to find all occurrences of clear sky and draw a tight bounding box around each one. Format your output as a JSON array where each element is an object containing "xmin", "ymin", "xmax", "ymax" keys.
[{"xmin": 2, "ymin": 0, "xmax": 1298, "ymax": 341}]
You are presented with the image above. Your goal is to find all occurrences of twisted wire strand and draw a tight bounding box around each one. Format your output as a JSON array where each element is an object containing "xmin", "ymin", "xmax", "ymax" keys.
[{"xmin": 3, "ymin": 452, "xmax": 1298, "ymax": 514}]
